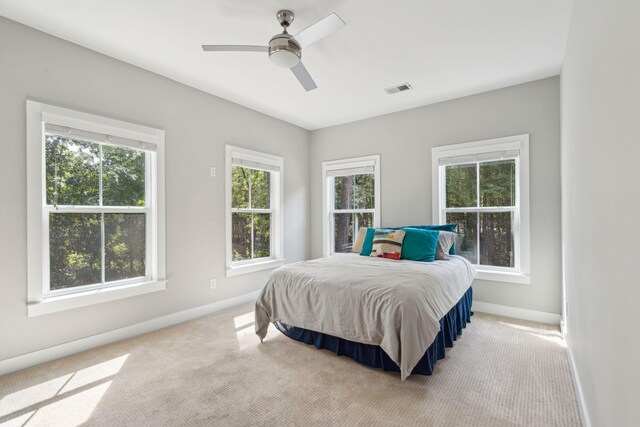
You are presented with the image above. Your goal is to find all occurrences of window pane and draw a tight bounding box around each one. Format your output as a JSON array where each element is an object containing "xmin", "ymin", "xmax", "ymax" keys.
[
  {"xmin": 250, "ymin": 169, "xmax": 271, "ymax": 209},
  {"xmin": 334, "ymin": 176, "xmax": 354, "ymax": 210},
  {"xmin": 446, "ymin": 212, "xmax": 478, "ymax": 264},
  {"xmin": 232, "ymin": 213, "xmax": 251, "ymax": 261},
  {"xmin": 253, "ymin": 213, "xmax": 271, "ymax": 258},
  {"xmin": 333, "ymin": 213, "xmax": 354, "ymax": 253},
  {"xmin": 334, "ymin": 174, "xmax": 375, "ymax": 210},
  {"xmin": 480, "ymin": 160, "xmax": 516, "ymax": 207},
  {"xmin": 45, "ymin": 136, "xmax": 100, "ymax": 206},
  {"xmin": 105, "ymin": 213, "xmax": 146, "ymax": 282},
  {"xmin": 49, "ymin": 213, "xmax": 102, "ymax": 290},
  {"xmin": 446, "ymin": 164, "xmax": 477, "ymax": 208},
  {"xmin": 231, "ymin": 166, "xmax": 249, "ymax": 209},
  {"xmin": 354, "ymin": 212, "xmax": 374, "ymax": 232},
  {"xmin": 102, "ymin": 145, "xmax": 146, "ymax": 206},
  {"xmin": 480, "ymin": 212, "xmax": 514, "ymax": 267},
  {"xmin": 353, "ymin": 174, "xmax": 375, "ymax": 209}
]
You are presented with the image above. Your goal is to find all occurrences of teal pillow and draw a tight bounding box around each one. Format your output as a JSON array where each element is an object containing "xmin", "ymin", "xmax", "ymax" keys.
[
  {"xmin": 392, "ymin": 224, "xmax": 457, "ymax": 254},
  {"xmin": 400, "ymin": 228, "xmax": 439, "ymax": 262},
  {"xmin": 360, "ymin": 227, "xmax": 380, "ymax": 256}
]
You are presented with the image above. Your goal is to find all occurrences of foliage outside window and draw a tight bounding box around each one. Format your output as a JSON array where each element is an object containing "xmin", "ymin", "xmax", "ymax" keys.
[
  {"xmin": 444, "ymin": 160, "xmax": 516, "ymax": 267},
  {"xmin": 332, "ymin": 174, "xmax": 375, "ymax": 252},
  {"xmin": 45, "ymin": 135, "xmax": 148, "ymax": 292},
  {"xmin": 231, "ymin": 166, "xmax": 272, "ymax": 261},
  {"xmin": 433, "ymin": 135, "xmax": 530, "ymax": 282},
  {"xmin": 226, "ymin": 146, "xmax": 283, "ymax": 275},
  {"xmin": 323, "ymin": 156, "xmax": 380, "ymax": 256}
]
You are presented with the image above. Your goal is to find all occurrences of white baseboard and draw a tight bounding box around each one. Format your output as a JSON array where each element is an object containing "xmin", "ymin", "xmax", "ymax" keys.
[
  {"xmin": 472, "ymin": 300, "xmax": 562, "ymax": 324},
  {"xmin": 565, "ymin": 334, "xmax": 592, "ymax": 427},
  {"xmin": 0, "ymin": 290, "xmax": 261, "ymax": 376}
]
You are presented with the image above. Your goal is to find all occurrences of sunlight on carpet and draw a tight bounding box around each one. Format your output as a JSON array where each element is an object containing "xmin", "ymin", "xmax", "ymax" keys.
[
  {"xmin": 0, "ymin": 306, "xmax": 581, "ymax": 427},
  {"xmin": 0, "ymin": 354, "xmax": 128, "ymax": 426}
]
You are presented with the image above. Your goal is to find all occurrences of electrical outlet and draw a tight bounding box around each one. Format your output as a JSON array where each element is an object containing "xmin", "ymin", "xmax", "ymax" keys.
[
  {"xmin": 210, "ymin": 167, "xmax": 216, "ymax": 177},
  {"xmin": 210, "ymin": 279, "xmax": 217, "ymax": 290}
]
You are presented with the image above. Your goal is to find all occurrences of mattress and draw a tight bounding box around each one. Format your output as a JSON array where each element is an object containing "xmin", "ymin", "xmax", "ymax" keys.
[{"xmin": 255, "ymin": 254, "xmax": 476, "ymax": 380}]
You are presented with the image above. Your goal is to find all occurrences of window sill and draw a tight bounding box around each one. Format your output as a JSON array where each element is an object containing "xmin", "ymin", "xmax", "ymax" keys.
[
  {"xmin": 226, "ymin": 259, "xmax": 284, "ymax": 277},
  {"xmin": 475, "ymin": 269, "xmax": 531, "ymax": 285},
  {"xmin": 27, "ymin": 280, "xmax": 167, "ymax": 317}
]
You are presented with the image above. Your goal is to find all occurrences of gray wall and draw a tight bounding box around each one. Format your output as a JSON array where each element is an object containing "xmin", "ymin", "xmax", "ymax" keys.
[
  {"xmin": 561, "ymin": 0, "xmax": 640, "ymax": 425},
  {"xmin": 0, "ymin": 17, "xmax": 310, "ymax": 361},
  {"xmin": 310, "ymin": 77, "xmax": 562, "ymax": 314}
]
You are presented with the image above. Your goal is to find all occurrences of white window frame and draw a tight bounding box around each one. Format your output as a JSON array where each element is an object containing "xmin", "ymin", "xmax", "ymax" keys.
[
  {"xmin": 322, "ymin": 155, "xmax": 381, "ymax": 257},
  {"xmin": 26, "ymin": 101, "xmax": 167, "ymax": 316},
  {"xmin": 432, "ymin": 134, "xmax": 530, "ymax": 284},
  {"xmin": 225, "ymin": 145, "xmax": 284, "ymax": 277}
]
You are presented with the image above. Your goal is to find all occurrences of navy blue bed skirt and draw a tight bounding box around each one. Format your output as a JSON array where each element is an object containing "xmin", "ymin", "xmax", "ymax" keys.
[{"xmin": 275, "ymin": 287, "xmax": 473, "ymax": 376}]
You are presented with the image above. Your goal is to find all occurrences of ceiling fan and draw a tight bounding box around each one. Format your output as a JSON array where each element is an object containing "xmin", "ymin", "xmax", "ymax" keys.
[{"xmin": 201, "ymin": 10, "xmax": 346, "ymax": 91}]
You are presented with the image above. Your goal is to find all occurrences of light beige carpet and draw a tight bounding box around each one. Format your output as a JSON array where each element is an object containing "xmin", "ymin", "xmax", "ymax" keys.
[{"xmin": 0, "ymin": 304, "xmax": 581, "ymax": 427}]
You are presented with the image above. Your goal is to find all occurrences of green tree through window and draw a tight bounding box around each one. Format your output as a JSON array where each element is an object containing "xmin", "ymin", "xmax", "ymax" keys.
[
  {"xmin": 333, "ymin": 173, "xmax": 375, "ymax": 253},
  {"xmin": 444, "ymin": 159, "xmax": 516, "ymax": 267},
  {"xmin": 46, "ymin": 135, "xmax": 147, "ymax": 290},
  {"xmin": 231, "ymin": 166, "xmax": 272, "ymax": 261}
]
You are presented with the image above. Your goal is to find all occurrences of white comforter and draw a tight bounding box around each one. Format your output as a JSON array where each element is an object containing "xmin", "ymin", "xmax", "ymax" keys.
[{"xmin": 255, "ymin": 255, "xmax": 476, "ymax": 380}]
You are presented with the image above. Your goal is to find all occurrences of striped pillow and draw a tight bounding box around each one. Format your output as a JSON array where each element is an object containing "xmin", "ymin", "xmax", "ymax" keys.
[{"xmin": 370, "ymin": 229, "xmax": 406, "ymax": 260}]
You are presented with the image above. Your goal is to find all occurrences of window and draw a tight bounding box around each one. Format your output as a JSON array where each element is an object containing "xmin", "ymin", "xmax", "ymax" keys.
[
  {"xmin": 225, "ymin": 145, "xmax": 283, "ymax": 276},
  {"xmin": 322, "ymin": 155, "xmax": 380, "ymax": 256},
  {"xmin": 432, "ymin": 135, "xmax": 530, "ymax": 284},
  {"xmin": 27, "ymin": 101, "xmax": 166, "ymax": 316}
]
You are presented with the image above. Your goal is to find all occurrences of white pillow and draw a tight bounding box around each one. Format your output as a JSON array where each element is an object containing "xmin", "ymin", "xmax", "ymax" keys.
[
  {"xmin": 352, "ymin": 227, "xmax": 368, "ymax": 253},
  {"xmin": 436, "ymin": 231, "xmax": 457, "ymax": 260}
]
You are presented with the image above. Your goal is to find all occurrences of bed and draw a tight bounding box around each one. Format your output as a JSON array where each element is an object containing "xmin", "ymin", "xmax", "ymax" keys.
[{"xmin": 255, "ymin": 254, "xmax": 476, "ymax": 380}]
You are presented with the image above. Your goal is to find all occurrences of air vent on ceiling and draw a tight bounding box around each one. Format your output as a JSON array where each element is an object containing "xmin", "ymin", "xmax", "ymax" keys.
[{"xmin": 384, "ymin": 83, "xmax": 413, "ymax": 95}]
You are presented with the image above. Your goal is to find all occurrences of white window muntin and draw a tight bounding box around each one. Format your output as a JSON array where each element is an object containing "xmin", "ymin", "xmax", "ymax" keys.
[
  {"xmin": 322, "ymin": 155, "xmax": 381, "ymax": 256},
  {"xmin": 27, "ymin": 101, "xmax": 166, "ymax": 315},
  {"xmin": 432, "ymin": 135, "xmax": 530, "ymax": 283},
  {"xmin": 439, "ymin": 156, "xmax": 521, "ymax": 273},
  {"xmin": 42, "ymin": 135, "xmax": 153, "ymax": 298},
  {"xmin": 225, "ymin": 145, "xmax": 284, "ymax": 275},
  {"xmin": 230, "ymin": 163, "xmax": 275, "ymax": 266}
]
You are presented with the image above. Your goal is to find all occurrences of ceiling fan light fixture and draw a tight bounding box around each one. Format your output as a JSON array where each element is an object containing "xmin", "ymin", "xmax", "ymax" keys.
[
  {"xmin": 268, "ymin": 33, "xmax": 301, "ymax": 68},
  {"xmin": 269, "ymin": 49, "xmax": 300, "ymax": 68}
]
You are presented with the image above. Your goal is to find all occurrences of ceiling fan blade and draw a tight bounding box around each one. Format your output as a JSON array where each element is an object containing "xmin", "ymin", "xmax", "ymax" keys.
[
  {"xmin": 201, "ymin": 45, "xmax": 268, "ymax": 52},
  {"xmin": 292, "ymin": 13, "xmax": 346, "ymax": 47},
  {"xmin": 291, "ymin": 62, "xmax": 318, "ymax": 91}
]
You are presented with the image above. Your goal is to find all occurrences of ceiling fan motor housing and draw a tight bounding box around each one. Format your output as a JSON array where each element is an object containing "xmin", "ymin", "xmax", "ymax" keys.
[
  {"xmin": 276, "ymin": 10, "xmax": 294, "ymax": 28},
  {"xmin": 269, "ymin": 33, "xmax": 301, "ymax": 68}
]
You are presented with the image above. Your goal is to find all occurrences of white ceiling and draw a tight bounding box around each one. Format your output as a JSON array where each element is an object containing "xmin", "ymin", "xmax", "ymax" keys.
[{"xmin": 0, "ymin": 0, "xmax": 574, "ymax": 130}]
